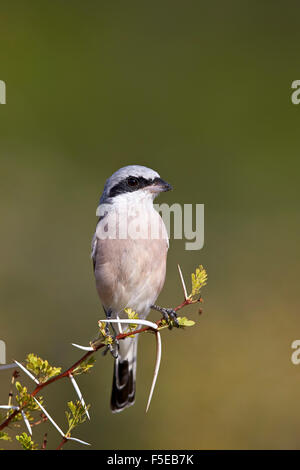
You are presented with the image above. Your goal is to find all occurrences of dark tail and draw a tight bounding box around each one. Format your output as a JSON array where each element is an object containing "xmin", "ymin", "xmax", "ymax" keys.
[{"xmin": 110, "ymin": 337, "xmax": 137, "ymax": 413}]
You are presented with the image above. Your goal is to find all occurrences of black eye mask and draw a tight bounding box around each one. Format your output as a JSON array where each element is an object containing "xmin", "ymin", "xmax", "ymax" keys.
[{"xmin": 109, "ymin": 176, "xmax": 157, "ymax": 198}]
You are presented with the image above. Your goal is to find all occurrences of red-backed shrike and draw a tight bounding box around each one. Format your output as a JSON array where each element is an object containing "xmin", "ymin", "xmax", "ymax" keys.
[{"xmin": 92, "ymin": 165, "xmax": 178, "ymax": 412}]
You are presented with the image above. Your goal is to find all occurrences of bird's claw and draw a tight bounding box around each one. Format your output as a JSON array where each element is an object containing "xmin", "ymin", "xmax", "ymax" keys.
[
  {"xmin": 161, "ymin": 308, "xmax": 179, "ymax": 329},
  {"xmin": 151, "ymin": 304, "xmax": 179, "ymax": 329},
  {"xmin": 102, "ymin": 339, "xmax": 119, "ymax": 359},
  {"xmin": 102, "ymin": 328, "xmax": 119, "ymax": 359}
]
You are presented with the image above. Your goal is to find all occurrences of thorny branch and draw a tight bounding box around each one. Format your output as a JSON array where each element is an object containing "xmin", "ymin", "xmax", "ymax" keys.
[
  {"xmin": 0, "ymin": 264, "xmax": 207, "ymax": 449},
  {"xmin": 0, "ymin": 299, "xmax": 199, "ymax": 431}
]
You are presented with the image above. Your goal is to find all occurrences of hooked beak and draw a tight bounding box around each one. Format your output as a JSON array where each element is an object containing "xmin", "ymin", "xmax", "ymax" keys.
[{"xmin": 150, "ymin": 177, "xmax": 173, "ymax": 193}]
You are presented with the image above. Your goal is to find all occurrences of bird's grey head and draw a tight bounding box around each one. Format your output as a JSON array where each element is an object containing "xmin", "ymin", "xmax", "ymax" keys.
[{"xmin": 100, "ymin": 165, "xmax": 172, "ymax": 204}]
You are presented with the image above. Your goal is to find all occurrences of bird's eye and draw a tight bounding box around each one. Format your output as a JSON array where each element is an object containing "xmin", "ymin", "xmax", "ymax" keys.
[{"xmin": 127, "ymin": 177, "xmax": 139, "ymax": 187}]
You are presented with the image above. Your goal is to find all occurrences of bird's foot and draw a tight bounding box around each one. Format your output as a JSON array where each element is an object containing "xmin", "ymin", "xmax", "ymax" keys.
[
  {"xmin": 102, "ymin": 323, "xmax": 119, "ymax": 359},
  {"xmin": 102, "ymin": 333, "xmax": 119, "ymax": 359},
  {"xmin": 151, "ymin": 304, "xmax": 179, "ymax": 329},
  {"xmin": 102, "ymin": 339, "xmax": 119, "ymax": 359}
]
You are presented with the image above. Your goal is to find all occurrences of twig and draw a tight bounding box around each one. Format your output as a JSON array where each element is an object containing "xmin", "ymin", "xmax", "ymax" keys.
[
  {"xmin": 56, "ymin": 437, "xmax": 68, "ymax": 450},
  {"xmin": 41, "ymin": 433, "xmax": 47, "ymax": 450},
  {"xmin": 31, "ymin": 413, "xmax": 48, "ymax": 428}
]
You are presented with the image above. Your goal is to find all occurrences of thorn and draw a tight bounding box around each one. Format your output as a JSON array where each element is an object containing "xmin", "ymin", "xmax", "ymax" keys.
[
  {"xmin": 32, "ymin": 397, "xmax": 65, "ymax": 437},
  {"xmin": 69, "ymin": 374, "xmax": 90, "ymax": 420},
  {"xmin": 21, "ymin": 410, "xmax": 32, "ymax": 436},
  {"xmin": 177, "ymin": 264, "xmax": 188, "ymax": 300},
  {"xmin": 146, "ymin": 331, "xmax": 162, "ymax": 413},
  {"xmin": 71, "ymin": 343, "xmax": 94, "ymax": 351},
  {"xmin": 98, "ymin": 318, "xmax": 158, "ymax": 330},
  {"xmin": 67, "ymin": 436, "xmax": 91, "ymax": 446},
  {"xmin": 13, "ymin": 360, "xmax": 40, "ymax": 384}
]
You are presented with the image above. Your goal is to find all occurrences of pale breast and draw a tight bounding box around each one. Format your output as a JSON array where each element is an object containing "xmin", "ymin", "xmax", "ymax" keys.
[{"xmin": 93, "ymin": 209, "xmax": 168, "ymax": 317}]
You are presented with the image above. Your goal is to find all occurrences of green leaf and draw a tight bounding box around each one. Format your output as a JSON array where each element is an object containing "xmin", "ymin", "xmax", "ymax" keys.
[
  {"xmin": 15, "ymin": 381, "xmax": 43, "ymax": 413},
  {"xmin": 178, "ymin": 316, "xmax": 196, "ymax": 327},
  {"xmin": 16, "ymin": 432, "xmax": 38, "ymax": 450},
  {"xmin": 158, "ymin": 316, "xmax": 195, "ymax": 330},
  {"xmin": 0, "ymin": 431, "xmax": 11, "ymax": 441},
  {"xmin": 124, "ymin": 308, "xmax": 139, "ymax": 336},
  {"xmin": 96, "ymin": 321, "xmax": 114, "ymax": 346},
  {"xmin": 190, "ymin": 265, "xmax": 207, "ymax": 298},
  {"xmin": 98, "ymin": 321, "xmax": 107, "ymax": 337},
  {"xmin": 26, "ymin": 353, "xmax": 61, "ymax": 383},
  {"xmin": 73, "ymin": 356, "xmax": 96, "ymax": 376},
  {"xmin": 65, "ymin": 401, "xmax": 90, "ymax": 436}
]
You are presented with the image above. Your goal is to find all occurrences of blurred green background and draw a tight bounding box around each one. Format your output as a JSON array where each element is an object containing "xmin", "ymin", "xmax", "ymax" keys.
[{"xmin": 1, "ymin": 0, "xmax": 300, "ymax": 450}]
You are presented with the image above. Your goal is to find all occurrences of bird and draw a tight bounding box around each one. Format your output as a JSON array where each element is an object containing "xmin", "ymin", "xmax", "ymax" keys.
[{"xmin": 91, "ymin": 165, "xmax": 178, "ymax": 413}]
